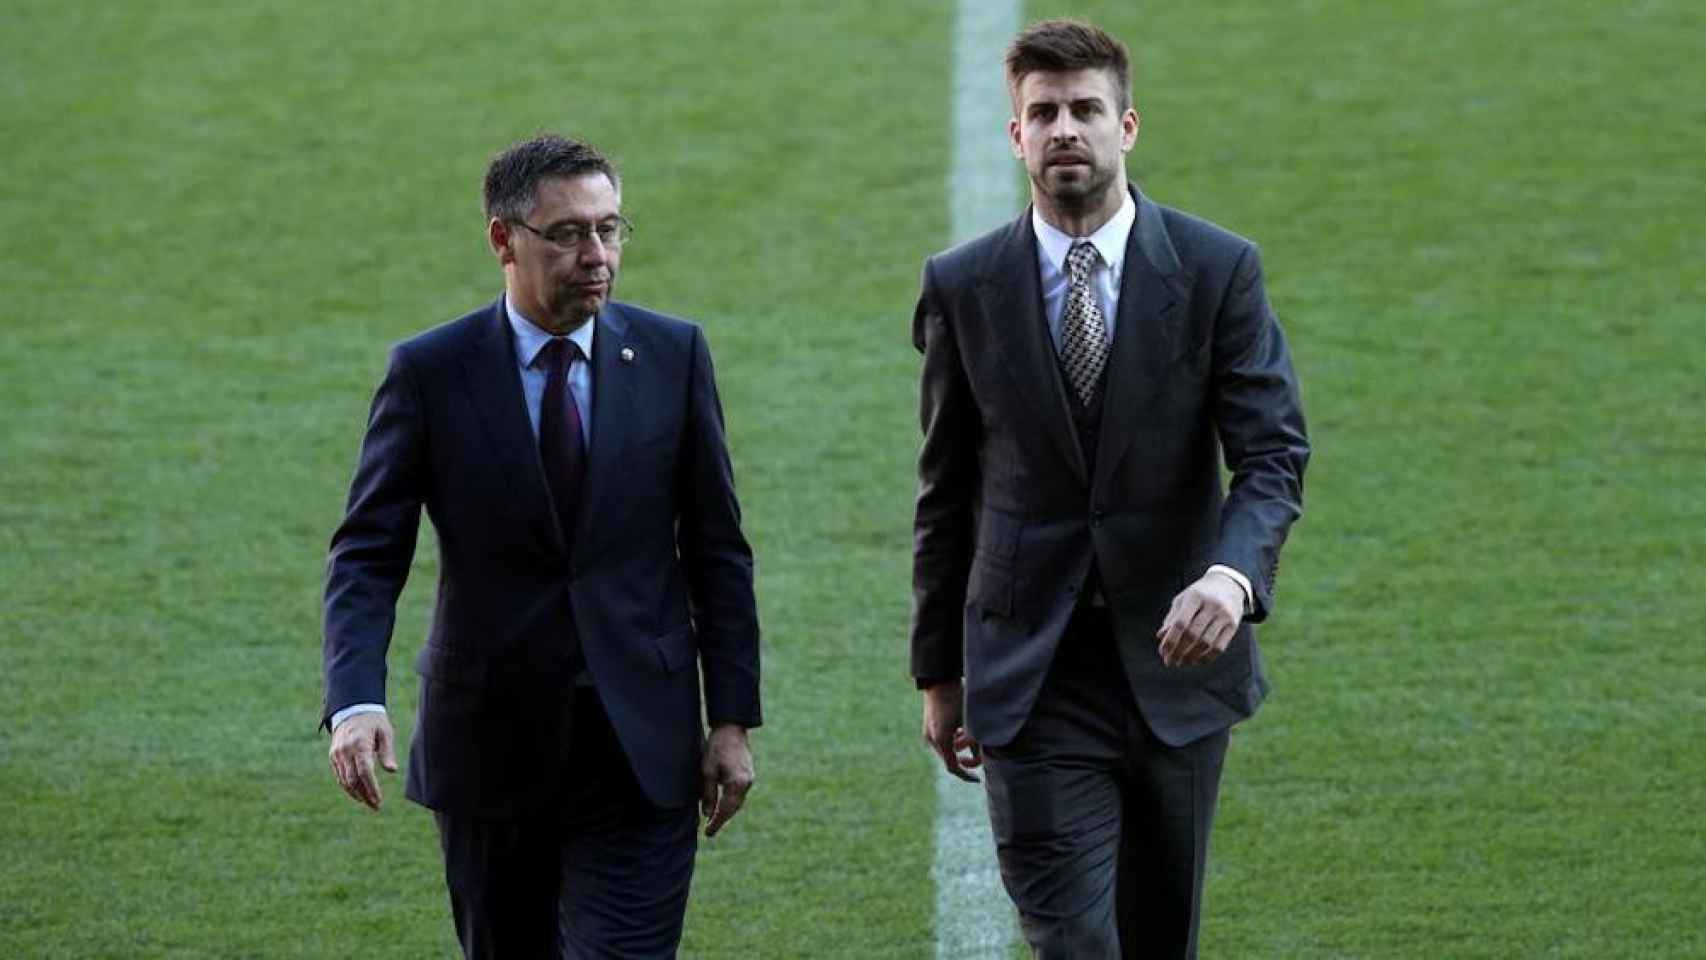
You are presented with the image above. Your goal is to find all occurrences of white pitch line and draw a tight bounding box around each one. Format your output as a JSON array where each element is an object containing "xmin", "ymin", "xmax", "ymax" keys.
[
  {"xmin": 950, "ymin": 0, "xmax": 1023, "ymax": 245},
  {"xmin": 933, "ymin": 2, "xmax": 1021, "ymax": 958}
]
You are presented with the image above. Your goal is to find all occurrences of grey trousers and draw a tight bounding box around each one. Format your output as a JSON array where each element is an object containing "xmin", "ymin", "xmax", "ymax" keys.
[{"xmin": 983, "ymin": 606, "xmax": 1230, "ymax": 959}]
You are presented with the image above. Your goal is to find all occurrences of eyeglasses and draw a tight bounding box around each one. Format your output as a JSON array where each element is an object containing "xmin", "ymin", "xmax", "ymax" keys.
[{"xmin": 511, "ymin": 215, "xmax": 634, "ymax": 251}]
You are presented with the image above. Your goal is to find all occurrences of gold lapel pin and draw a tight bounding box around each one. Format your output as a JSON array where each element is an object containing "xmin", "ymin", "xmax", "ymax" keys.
[{"xmin": 620, "ymin": 347, "xmax": 635, "ymax": 363}]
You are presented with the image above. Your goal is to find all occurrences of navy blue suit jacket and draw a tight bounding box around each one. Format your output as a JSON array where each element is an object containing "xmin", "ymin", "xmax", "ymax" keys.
[{"xmin": 323, "ymin": 298, "xmax": 761, "ymax": 818}]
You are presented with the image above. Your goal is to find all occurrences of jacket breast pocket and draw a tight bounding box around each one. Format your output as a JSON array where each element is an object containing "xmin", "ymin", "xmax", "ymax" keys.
[{"xmin": 626, "ymin": 426, "xmax": 681, "ymax": 471}]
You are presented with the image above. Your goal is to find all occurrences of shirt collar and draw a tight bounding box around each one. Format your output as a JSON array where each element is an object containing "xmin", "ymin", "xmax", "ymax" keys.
[
  {"xmin": 505, "ymin": 295, "xmax": 596, "ymax": 368},
  {"xmin": 1031, "ymin": 189, "xmax": 1138, "ymax": 277}
]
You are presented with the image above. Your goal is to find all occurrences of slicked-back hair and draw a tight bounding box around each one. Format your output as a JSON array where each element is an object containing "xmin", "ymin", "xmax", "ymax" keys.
[
  {"xmin": 483, "ymin": 135, "xmax": 620, "ymax": 223},
  {"xmin": 1005, "ymin": 19, "xmax": 1132, "ymax": 111}
]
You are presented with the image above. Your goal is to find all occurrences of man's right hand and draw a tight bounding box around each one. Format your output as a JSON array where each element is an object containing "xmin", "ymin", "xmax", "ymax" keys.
[
  {"xmin": 329, "ymin": 712, "xmax": 398, "ymax": 811},
  {"xmin": 922, "ymin": 681, "xmax": 981, "ymax": 783}
]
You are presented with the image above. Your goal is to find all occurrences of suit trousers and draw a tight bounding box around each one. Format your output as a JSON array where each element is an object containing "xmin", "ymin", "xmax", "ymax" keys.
[
  {"xmin": 433, "ymin": 689, "xmax": 697, "ymax": 959},
  {"xmin": 983, "ymin": 605, "xmax": 1230, "ymax": 960}
]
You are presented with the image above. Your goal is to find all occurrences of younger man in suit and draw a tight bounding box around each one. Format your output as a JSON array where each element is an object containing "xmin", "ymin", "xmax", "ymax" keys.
[{"xmin": 911, "ymin": 20, "xmax": 1309, "ymax": 958}]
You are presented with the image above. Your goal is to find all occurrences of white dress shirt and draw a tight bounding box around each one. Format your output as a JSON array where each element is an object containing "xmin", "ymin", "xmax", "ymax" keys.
[
  {"xmin": 329, "ymin": 297, "xmax": 595, "ymax": 731},
  {"xmin": 1031, "ymin": 194, "xmax": 1254, "ymax": 613},
  {"xmin": 1032, "ymin": 190, "xmax": 1136, "ymax": 350}
]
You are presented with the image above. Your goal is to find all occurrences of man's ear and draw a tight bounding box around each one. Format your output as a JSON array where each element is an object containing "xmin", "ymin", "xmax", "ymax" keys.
[
  {"xmin": 487, "ymin": 218, "xmax": 514, "ymax": 265},
  {"xmin": 1008, "ymin": 117, "xmax": 1024, "ymax": 160}
]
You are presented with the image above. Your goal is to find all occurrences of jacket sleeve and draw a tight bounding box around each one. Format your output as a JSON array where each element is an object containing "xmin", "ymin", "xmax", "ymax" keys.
[
  {"xmin": 1209, "ymin": 245, "xmax": 1310, "ymax": 622},
  {"xmin": 321, "ymin": 346, "xmax": 426, "ymax": 729},
  {"xmin": 910, "ymin": 258, "xmax": 979, "ymax": 684},
  {"xmin": 676, "ymin": 326, "xmax": 763, "ymax": 728}
]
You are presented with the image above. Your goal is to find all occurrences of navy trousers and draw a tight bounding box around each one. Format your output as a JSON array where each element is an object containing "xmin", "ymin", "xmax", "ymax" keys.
[{"xmin": 433, "ymin": 690, "xmax": 697, "ymax": 959}]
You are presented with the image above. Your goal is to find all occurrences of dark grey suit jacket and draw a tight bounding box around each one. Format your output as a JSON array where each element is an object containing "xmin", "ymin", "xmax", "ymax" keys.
[
  {"xmin": 323, "ymin": 298, "xmax": 761, "ymax": 818},
  {"xmin": 910, "ymin": 188, "xmax": 1309, "ymax": 749}
]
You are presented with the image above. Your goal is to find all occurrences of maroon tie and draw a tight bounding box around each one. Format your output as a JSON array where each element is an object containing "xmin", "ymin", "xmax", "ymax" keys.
[{"xmin": 538, "ymin": 337, "xmax": 585, "ymax": 549}]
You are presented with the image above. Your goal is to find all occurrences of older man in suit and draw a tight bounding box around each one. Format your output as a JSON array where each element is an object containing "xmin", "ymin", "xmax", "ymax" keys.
[
  {"xmin": 911, "ymin": 20, "xmax": 1309, "ymax": 959},
  {"xmin": 322, "ymin": 135, "xmax": 760, "ymax": 958}
]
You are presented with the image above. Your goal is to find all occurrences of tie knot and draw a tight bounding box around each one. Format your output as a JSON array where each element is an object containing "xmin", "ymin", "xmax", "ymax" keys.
[
  {"xmin": 1067, "ymin": 241, "xmax": 1099, "ymax": 280},
  {"xmin": 539, "ymin": 337, "xmax": 582, "ymax": 373}
]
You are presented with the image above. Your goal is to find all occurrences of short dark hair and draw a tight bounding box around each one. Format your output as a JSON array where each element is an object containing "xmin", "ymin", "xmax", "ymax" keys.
[
  {"xmin": 1005, "ymin": 19, "xmax": 1132, "ymax": 111},
  {"xmin": 482, "ymin": 135, "xmax": 619, "ymax": 222}
]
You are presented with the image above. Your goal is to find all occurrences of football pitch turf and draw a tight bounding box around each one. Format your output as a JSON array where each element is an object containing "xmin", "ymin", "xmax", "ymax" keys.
[{"xmin": 3, "ymin": 1, "xmax": 1702, "ymax": 956}]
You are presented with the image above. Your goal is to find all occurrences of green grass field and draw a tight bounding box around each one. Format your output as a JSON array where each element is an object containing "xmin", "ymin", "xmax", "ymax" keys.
[{"xmin": 3, "ymin": 1, "xmax": 1702, "ymax": 956}]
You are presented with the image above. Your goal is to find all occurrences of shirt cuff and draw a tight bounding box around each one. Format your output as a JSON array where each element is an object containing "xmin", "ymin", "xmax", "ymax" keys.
[
  {"xmin": 330, "ymin": 703, "xmax": 387, "ymax": 731},
  {"xmin": 1205, "ymin": 564, "xmax": 1254, "ymax": 616}
]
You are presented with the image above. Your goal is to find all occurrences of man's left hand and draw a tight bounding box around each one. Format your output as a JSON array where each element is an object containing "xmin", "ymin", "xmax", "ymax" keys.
[
  {"xmin": 700, "ymin": 723, "xmax": 755, "ymax": 838},
  {"xmin": 1156, "ymin": 571, "xmax": 1246, "ymax": 667}
]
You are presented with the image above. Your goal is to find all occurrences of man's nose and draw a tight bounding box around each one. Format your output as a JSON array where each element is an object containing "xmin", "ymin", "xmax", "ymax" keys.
[
  {"xmin": 1048, "ymin": 116, "xmax": 1080, "ymax": 143},
  {"xmin": 578, "ymin": 235, "xmax": 609, "ymax": 264}
]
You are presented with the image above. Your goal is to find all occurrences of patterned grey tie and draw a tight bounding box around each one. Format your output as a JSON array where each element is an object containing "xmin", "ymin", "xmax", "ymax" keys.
[{"xmin": 1060, "ymin": 240, "xmax": 1110, "ymax": 407}]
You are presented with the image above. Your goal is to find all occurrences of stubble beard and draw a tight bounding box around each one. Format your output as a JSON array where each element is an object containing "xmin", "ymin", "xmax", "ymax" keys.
[{"xmin": 1035, "ymin": 160, "xmax": 1119, "ymax": 217}]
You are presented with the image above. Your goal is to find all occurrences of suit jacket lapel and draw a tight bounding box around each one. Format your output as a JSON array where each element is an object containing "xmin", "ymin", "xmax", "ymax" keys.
[
  {"xmin": 1093, "ymin": 189, "xmax": 1187, "ymax": 496},
  {"xmin": 568, "ymin": 303, "xmax": 636, "ymax": 568},
  {"xmin": 459, "ymin": 298, "xmax": 564, "ymax": 556},
  {"xmin": 976, "ymin": 212, "xmax": 1089, "ymax": 483}
]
